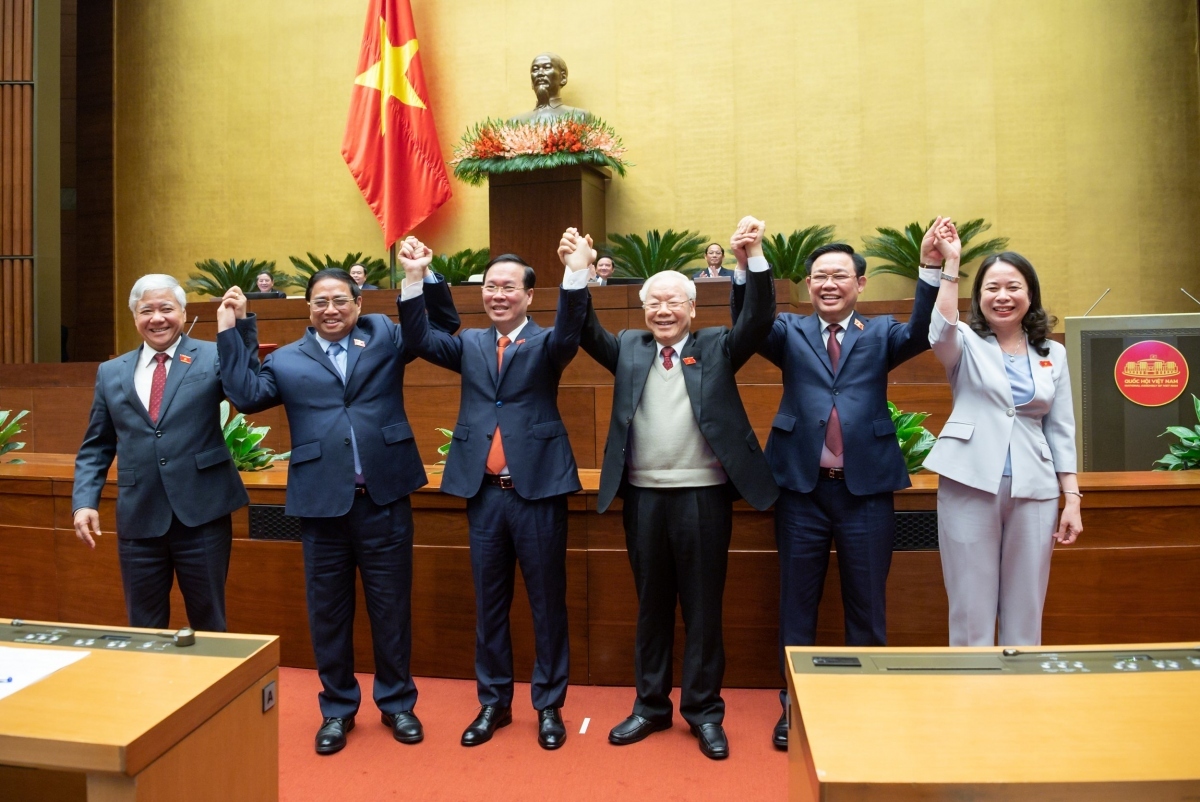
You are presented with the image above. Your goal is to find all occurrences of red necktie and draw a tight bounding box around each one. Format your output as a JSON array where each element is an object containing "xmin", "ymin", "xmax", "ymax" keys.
[
  {"xmin": 485, "ymin": 336, "xmax": 512, "ymax": 475},
  {"xmin": 661, "ymin": 346, "xmax": 675, "ymax": 370},
  {"xmin": 148, "ymin": 352, "xmax": 169, "ymax": 423},
  {"xmin": 824, "ymin": 325, "xmax": 843, "ymax": 457}
]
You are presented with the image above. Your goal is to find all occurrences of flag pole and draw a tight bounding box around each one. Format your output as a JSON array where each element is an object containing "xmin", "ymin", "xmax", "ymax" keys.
[{"xmin": 389, "ymin": 241, "xmax": 398, "ymax": 289}]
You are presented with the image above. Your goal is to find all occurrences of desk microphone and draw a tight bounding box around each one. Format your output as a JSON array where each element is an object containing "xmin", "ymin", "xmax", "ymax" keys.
[
  {"xmin": 1082, "ymin": 288, "xmax": 1111, "ymax": 317},
  {"xmin": 186, "ymin": 316, "xmax": 199, "ymax": 336}
]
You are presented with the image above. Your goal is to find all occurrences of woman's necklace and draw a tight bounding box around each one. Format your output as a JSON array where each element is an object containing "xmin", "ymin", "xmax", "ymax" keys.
[{"xmin": 999, "ymin": 338, "xmax": 1026, "ymax": 363}]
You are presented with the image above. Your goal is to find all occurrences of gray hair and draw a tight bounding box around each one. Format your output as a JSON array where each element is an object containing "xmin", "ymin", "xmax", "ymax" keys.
[
  {"xmin": 128, "ymin": 274, "xmax": 187, "ymax": 311},
  {"xmin": 639, "ymin": 271, "xmax": 696, "ymax": 303}
]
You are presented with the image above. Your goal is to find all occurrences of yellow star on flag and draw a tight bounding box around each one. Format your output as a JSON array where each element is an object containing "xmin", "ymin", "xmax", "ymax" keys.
[{"xmin": 354, "ymin": 17, "xmax": 426, "ymax": 135}]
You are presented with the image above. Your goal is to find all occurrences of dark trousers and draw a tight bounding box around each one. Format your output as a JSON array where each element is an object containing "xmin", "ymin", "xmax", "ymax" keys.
[
  {"xmin": 117, "ymin": 513, "xmax": 232, "ymax": 631},
  {"xmin": 622, "ymin": 484, "xmax": 731, "ymax": 726},
  {"xmin": 466, "ymin": 485, "xmax": 569, "ymax": 711},
  {"xmin": 776, "ymin": 481, "xmax": 896, "ymax": 676},
  {"xmin": 300, "ymin": 493, "xmax": 417, "ymax": 719}
]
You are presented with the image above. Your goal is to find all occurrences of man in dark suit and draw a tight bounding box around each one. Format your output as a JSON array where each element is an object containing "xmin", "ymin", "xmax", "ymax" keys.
[
  {"xmin": 73, "ymin": 274, "xmax": 250, "ymax": 633},
  {"xmin": 692, "ymin": 242, "xmax": 734, "ymax": 279},
  {"xmin": 584, "ymin": 217, "xmax": 778, "ymax": 760},
  {"xmin": 396, "ymin": 231, "xmax": 591, "ymax": 750},
  {"xmin": 349, "ymin": 263, "xmax": 379, "ymax": 290},
  {"xmin": 731, "ymin": 239, "xmax": 940, "ymax": 749},
  {"xmin": 215, "ymin": 267, "xmax": 459, "ymax": 755}
]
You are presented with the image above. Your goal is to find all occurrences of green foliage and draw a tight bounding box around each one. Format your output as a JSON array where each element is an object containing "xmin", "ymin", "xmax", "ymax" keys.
[
  {"xmin": 1153, "ymin": 395, "xmax": 1200, "ymax": 470},
  {"xmin": 0, "ymin": 409, "xmax": 28, "ymax": 464},
  {"xmin": 762, "ymin": 226, "xmax": 838, "ymax": 282},
  {"xmin": 431, "ymin": 248, "xmax": 491, "ymax": 285},
  {"xmin": 889, "ymin": 401, "xmax": 935, "ymax": 474},
  {"xmin": 454, "ymin": 150, "xmax": 628, "ymax": 187},
  {"xmin": 861, "ymin": 218, "xmax": 1008, "ymax": 281},
  {"xmin": 220, "ymin": 401, "xmax": 290, "ymax": 472},
  {"xmin": 606, "ymin": 229, "xmax": 709, "ymax": 278},
  {"xmin": 284, "ymin": 252, "xmax": 390, "ymax": 290},
  {"xmin": 185, "ymin": 259, "xmax": 278, "ymax": 298},
  {"xmin": 432, "ymin": 427, "xmax": 454, "ymax": 473}
]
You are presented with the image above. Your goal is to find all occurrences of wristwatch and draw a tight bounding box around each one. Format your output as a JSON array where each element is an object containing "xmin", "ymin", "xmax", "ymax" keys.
[{"xmin": 940, "ymin": 272, "xmax": 959, "ymax": 283}]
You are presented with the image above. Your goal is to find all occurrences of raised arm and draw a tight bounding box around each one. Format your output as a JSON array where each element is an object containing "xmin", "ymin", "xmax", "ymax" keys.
[
  {"xmin": 216, "ymin": 289, "xmax": 282, "ymax": 414},
  {"xmin": 725, "ymin": 216, "xmax": 776, "ymax": 370},
  {"xmin": 925, "ymin": 217, "xmax": 966, "ymax": 370},
  {"xmin": 545, "ymin": 227, "xmax": 597, "ymax": 370},
  {"xmin": 396, "ymin": 237, "xmax": 466, "ymax": 372},
  {"xmin": 580, "ymin": 292, "xmax": 621, "ymax": 375},
  {"xmin": 730, "ymin": 220, "xmax": 785, "ymax": 366}
]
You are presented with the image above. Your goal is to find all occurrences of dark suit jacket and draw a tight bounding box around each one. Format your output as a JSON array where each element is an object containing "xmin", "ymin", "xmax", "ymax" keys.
[
  {"xmin": 692, "ymin": 267, "xmax": 734, "ymax": 279},
  {"xmin": 217, "ymin": 281, "xmax": 459, "ymax": 518},
  {"xmin": 583, "ymin": 268, "xmax": 779, "ymax": 514},
  {"xmin": 732, "ymin": 279, "xmax": 937, "ymax": 496},
  {"xmin": 72, "ymin": 335, "xmax": 250, "ymax": 539},
  {"xmin": 359, "ymin": 283, "xmax": 379, "ymax": 290},
  {"xmin": 399, "ymin": 286, "xmax": 587, "ymax": 501}
]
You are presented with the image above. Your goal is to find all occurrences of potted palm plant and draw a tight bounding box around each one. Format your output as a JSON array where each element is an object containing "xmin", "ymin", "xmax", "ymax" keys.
[
  {"xmin": 185, "ymin": 259, "xmax": 278, "ymax": 298},
  {"xmin": 761, "ymin": 226, "xmax": 839, "ymax": 282},
  {"xmin": 862, "ymin": 218, "xmax": 1007, "ymax": 279},
  {"xmin": 606, "ymin": 229, "xmax": 709, "ymax": 278}
]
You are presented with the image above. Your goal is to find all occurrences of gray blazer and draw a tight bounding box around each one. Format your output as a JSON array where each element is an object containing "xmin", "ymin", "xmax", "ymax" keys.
[
  {"xmin": 72, "ymin": 335, "xmax": 250, "ymax": 539},
  {"xmin": 922, "ymin": 309, "xmax": 1076, "ymax": 500}
]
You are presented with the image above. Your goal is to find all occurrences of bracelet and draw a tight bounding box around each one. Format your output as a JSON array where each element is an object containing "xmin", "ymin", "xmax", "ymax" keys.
[
  {"xmin": 1063, "ymin": 490, "xmax": 1083, "ymax": 498},
  {"xmin": 939, "ymin": 272, "xmax": 959, "ymax": 283}
]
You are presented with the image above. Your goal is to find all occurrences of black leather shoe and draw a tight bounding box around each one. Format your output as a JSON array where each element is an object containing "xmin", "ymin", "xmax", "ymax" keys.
[
  {"xmin": 381, "ymin": 710, "xmax": 424, "ymax": 744},
  {"xmin": 773, "ymin": 690, "xmax": 789, "ymax": 749},
  {"xmin": 690, "ymin": 722, "xmax": 729, "ymax": 760},
  {"xmin": 461, "ymin": 705, "xmax": 512, "ymax": 746},
  {"xmin": 315, "ymin": 715, "xmax": 354, "ymax": 755},
  {"xmin": 538, "ymin": 707, "xmax": 567, "ymax": 750},
  {"xmin": 608, "ymin": 714, "xmax": 672, "ymax": 745}
]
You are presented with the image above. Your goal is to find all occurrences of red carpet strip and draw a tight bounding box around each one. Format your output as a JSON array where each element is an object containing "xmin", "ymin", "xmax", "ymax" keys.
[{"xmin": 278, "ymin": 667, "xmax": 788, "ymax": 801}]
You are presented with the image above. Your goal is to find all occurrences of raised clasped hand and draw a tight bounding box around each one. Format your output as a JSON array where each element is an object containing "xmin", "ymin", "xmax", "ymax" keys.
[
  {"xmin": 730, "ymin": 216, "xmax": 766, "ymax": 262},
  {"xmin": 216, "ymin": 286, "xmax": 246, "ymax": 332},
  {"xmin": 398, "ymin": 236, "xmax": 433, "ymax": 283},
  {"xmin": 558, "ymin": 227, "xmax": 595, "ymax": 272}
]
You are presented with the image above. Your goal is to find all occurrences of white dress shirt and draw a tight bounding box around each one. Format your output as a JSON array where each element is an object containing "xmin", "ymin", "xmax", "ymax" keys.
[{"xmin": 134, "ymin": 338, "xmax": 181, "ymax": 410}]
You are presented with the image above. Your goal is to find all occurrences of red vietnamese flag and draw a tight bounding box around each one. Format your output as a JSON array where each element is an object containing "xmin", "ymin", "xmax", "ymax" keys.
[{"xmin": 342, "ymin": 0, "xmax": 451, "ymax": 248}]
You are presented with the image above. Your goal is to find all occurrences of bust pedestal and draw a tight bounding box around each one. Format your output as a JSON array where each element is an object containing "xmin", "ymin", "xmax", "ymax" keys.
[{"xmin": 488, "ymin": 164, "xmax": 610, "ymax": 273}]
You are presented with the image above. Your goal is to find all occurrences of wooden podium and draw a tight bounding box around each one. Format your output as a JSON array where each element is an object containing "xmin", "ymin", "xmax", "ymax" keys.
[
  {"xmin": 785, "ymin": 644, "xmax": 1200, "ymax": 801},
  {"xmin": 488, "ymin": 164, "xmax": 609, "ymax": 271},
  {"xmin": 0, "ymin": 620, "xmax": 279, "ymax": 801}
]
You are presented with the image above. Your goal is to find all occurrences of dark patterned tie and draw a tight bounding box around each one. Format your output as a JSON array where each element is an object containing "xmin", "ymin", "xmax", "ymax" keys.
[
  {"xmin": 661, "ymin": 346, "xmax": 675, "ymax": 370},
  {"xmin": 148, "ymin": 352, "xmax": 169, "ymax": 423},
  {"xmin": 825, "ymin": 325, "xmax": 844, "ymax": 457},
  {"xmin": 486, "ymin": 336, "xmax": 512, "ymax": 474}
]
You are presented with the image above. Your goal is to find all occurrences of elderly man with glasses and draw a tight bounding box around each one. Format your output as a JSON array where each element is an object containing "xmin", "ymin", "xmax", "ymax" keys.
[{"xmin": 215, "ymin": 267, "xmax": 459, "ymax": 756}]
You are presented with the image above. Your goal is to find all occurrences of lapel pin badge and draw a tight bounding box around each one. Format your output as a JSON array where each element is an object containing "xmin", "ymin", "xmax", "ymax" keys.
[
  {"xmin": 515, "ymin": 339, "xmax": 526, "ymax": 345},
  {"xmin": 178, "ymin": 354, "xmax": 192, "ymax": 364},
  {"xmin": 1040, "ymin": 360, "xmax": 1052, "ymax": 367},
  {"xmin": 854, "ymin": 318, "xmax": 864, "ymax": 330},
  {"xmin": 353, "ymin": 338, "xmax": 366, "ymax": 348},
  {"xmin": 682, "ymin": 356, "xmax": 697, "ymax": 365}
]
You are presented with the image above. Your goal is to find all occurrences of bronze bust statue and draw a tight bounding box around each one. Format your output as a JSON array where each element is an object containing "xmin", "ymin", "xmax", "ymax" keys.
[{"xmin": 510, "ymin": 53, "xmax": 590, "ymax": 122}]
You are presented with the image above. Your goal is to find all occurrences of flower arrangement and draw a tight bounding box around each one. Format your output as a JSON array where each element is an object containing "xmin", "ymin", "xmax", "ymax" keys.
[{"xmin": 449, "ymin": 115, "xmax": 628, "ymax": 186}]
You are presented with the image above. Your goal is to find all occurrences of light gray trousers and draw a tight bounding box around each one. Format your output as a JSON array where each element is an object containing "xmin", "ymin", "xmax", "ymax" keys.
[{"xmin": 937, "ymin": 475, "xmax": 1058, "ymax": 647}]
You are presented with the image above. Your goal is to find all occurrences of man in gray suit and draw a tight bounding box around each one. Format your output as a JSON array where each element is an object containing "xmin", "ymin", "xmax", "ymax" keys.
[{"xmin": 72, "ymin": 274, "xmax": 250, "ymax": 632}]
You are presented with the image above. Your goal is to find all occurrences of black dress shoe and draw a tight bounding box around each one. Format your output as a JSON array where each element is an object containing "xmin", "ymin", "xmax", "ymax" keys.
[
  {"xmin": 461, "ymin": 705, "xmax": 512, "ymax": 746},
  {"xmin": 690, "ymin": 722, "xmax": 729, "ymax": 760},
  {"xmin": 773, "ymin": 689, "xmax": 789, "ymax": 749},
  {"xmin": 381, "ymin": 710, "xmax": 424, "ymax": 744},
  {"xmin": 538, "ymin": 707, "xmax": 567, "ymax": 750},
  {"xmin": 315, "ymin": 715, "xmax": 355, "ymax": 755},
  {"xmin": 608, "ymin": 714, "xmax": 671, "ymax": 745}
]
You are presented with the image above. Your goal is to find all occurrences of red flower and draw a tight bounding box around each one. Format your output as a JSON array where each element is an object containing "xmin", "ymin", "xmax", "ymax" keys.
[{"xmin": 473, "ymin": 125, "xmax": 505, "ymax": 159}]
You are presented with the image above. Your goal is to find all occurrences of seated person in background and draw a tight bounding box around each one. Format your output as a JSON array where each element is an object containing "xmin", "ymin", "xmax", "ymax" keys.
[
  {"xmin": 590, "ymin": 254, "xmax": 616, "ymax": 286},
  {"xmin": 692, "ymin": 243, "xmax": 734, "ymax": 279},
  {"xmin": 350, "ymin": 264, "xmax": 379, "ymax": 290},
  {"xmin": 252, "ymin": 271, "xmax": 287, "ymax": 299}
]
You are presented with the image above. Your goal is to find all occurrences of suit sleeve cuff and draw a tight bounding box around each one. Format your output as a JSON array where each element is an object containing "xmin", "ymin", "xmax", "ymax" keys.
[
  {"xmin": 918, "ymin": 267, "xmax": 942, "ymax": 287},
  {"xmin": 400, "ymin": 280, "xmax": 426, "ymax": 300},
  {"xmin": 562, "ymin": 267, "xmax": 591, "ymax": 290}
]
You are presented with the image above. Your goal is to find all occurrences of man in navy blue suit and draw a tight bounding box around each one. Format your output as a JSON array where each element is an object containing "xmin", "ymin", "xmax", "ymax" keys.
[
  {"xmin": 215, "ymin": 267, "xmax": 459, "ymax": 756},
  {"xmin": 396, "ymin": 230, "xmax": 591, "ymax": 750},
  {"xmin": 732, "ymin": 237, "xmax": 942, "ymax": 749},
  {"xmin": 692, "ymin": 242, "xmax": 734, "ymax": 279}
]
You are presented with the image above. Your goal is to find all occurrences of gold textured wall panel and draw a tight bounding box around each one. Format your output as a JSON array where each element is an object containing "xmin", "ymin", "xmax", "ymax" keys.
[{"xmin": 114, "ymin": 0, "xmax": 1200, "ymax": 351}]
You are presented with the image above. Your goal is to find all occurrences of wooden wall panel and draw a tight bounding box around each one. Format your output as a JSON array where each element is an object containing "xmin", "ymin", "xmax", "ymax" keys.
[
  {"xmin": 0, "ymin": 526, "xmax": 59, "ymax": 621},
  {"xmin": 0, "ymin": 0, "xmax": 34, "ymax": 363}
]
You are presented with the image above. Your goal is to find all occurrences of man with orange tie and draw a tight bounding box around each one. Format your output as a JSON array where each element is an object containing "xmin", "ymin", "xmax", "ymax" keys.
[
  {"xmin": 397, "ymin": 230, "xmax": 592, "ymax": 750},
  {"xmin": 72, "ymin": 274, "xmax": 250, "ymax": 632}
]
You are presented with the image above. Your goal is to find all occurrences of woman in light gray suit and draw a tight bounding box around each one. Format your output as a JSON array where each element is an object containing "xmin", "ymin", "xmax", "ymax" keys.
[{"xmin": 921, "ymin": 219, "xmax": 1082, "ymax": 646}]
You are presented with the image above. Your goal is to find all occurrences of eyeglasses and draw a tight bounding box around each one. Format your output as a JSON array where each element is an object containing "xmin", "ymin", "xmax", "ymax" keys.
[
  {"xmin": 642, "ymin": 300, "xmax": 691, "ymax": 312},
  {"xmin": 809, "ymin": 273, "xmax": 856, "ymax": 286},
  {"xmin": 483, "ymin": 285, "xmax": 526, "ymax": 295},
  {"xmin": 308, "ymin": 297, "xmax": 354, "ymax": 311}
]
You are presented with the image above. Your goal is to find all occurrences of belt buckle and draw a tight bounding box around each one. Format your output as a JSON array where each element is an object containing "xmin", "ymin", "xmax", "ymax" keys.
[
  {"xmin": 826, "ymin": 467, "xmax": 839, "ymax": 480},
  {"xmin": 498, "ymin": 475, "xmax": 514, "ymax": 490}
]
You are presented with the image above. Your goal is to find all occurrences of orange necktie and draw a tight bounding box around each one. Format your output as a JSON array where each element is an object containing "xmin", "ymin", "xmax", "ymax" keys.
[{"xmin": 485, "ymin": 336, "xmax": 511, "ymax": 474}]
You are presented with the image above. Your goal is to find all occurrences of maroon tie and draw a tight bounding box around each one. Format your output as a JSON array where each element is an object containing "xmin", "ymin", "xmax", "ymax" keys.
[
  {"xmin": 148, "ymin": 352, "xmax": 169, "ymax": 423},
  {"xmin": 485, "ymin": 336, "xmax": 512, "ymax": 474},
  {"xmin": 824, "ymin": 325, "xmax": 844, "ymax": 457},
  {"xmin": 661, "ymin": 346, "xmax": 675, "ymax": 370}
]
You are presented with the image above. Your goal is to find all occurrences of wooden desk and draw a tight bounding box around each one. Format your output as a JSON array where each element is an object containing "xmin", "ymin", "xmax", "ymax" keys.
[
  {"xmin": 785, "ymin": 644, "xmax": 1200, "ymax": 801},
  {"xmin": 0, "ymin": 620, "xmax": 279, "ymax": 801}
]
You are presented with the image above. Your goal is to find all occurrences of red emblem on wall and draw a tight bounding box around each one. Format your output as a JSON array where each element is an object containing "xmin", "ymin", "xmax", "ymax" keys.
[{"xmin": 1114, "ymin": 340, "xmax": 1189, "ymax": 407}]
